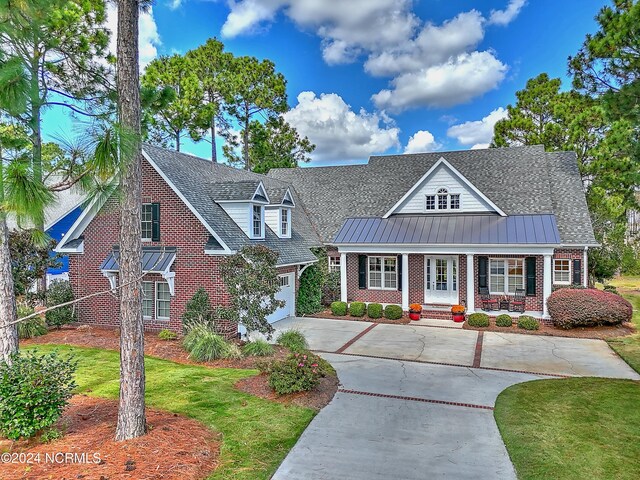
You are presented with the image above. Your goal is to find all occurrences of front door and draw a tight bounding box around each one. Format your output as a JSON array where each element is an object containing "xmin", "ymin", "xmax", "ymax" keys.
[{"xmin": 424, "ymin": 256, "xmax": 458, "ymax": 304}]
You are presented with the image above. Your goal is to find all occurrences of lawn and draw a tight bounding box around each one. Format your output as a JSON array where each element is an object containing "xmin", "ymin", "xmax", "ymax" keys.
[
  {"xmin": 603, "ymin": 276, "xmax": 640, "ymax": 373},
  {"xmin": 495, "ymin": 377, "xmax": 640, "ymax": 480},
  {"xmin": 23, "ymin": 344, "xmax": 315, "ymax": 480}
]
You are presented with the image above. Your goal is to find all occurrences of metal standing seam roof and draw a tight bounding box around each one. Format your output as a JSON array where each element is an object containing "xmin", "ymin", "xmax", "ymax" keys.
[
  {"xmin": 100, "ymin": 247, "xmax": 177, "ymax": 273},
  {"xmin": 333, "ymin": 215, "xmax": 561, "ymax": 245}
]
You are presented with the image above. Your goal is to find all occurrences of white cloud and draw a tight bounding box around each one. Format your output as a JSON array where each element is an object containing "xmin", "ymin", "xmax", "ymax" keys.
[
  {"xmin": 169, "ymin": 0, "xmax": 183, "ymax": 10},
  {"xmin": 283, "ymin": 91, "xmax": 400, "ymax": 162},
  {"xmin": 372, "ymin": 52, "xmax": 507, "ymax": 111},
  {"xmin": 105, "ymin": 5, "xmax": 161, "ymax": 69},
  {"xmin": 404, "ymin": 130, "xmax": 440, "ymax": 154},
  {"xmin": 488, "ymin": 0, "xmax": 527, "ymax": 26},
  {"xmin": 446, "ymin": 107, "xmax": 508, "ymax": 146}
]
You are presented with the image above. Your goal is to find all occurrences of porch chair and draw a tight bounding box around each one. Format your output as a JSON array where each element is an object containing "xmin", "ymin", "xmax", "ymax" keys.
[
  {"xmin": 508, "ymin": 288, "xmax": 526, "ymax": 313},
  {"xmin": 479, "ymin": 288, "xmax": 499, "ymax": 311}
]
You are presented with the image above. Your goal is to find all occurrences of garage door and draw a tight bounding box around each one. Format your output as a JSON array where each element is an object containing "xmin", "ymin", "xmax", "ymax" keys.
[{"xmin": 267, "ymin": 272, "xmax": 296, "ymax": 324}]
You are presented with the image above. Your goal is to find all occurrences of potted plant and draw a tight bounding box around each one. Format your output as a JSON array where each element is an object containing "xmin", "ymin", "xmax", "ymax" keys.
[
  {"xmin": 451, "ymin": 305, "xmax": 466, "ymax": 323},
  {"xmin": 409, "ymin": 303, "xmax": 422, "ymax": 321}
]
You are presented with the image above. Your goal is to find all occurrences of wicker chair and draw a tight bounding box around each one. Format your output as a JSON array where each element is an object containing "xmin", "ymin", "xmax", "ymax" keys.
[
  {"xmin": 508, "ymin": 288, "xmax": 526, "ymax": 313},
  {"xmin": 479, "ymin": 287, "xmax": 499, "ymax": 311}
]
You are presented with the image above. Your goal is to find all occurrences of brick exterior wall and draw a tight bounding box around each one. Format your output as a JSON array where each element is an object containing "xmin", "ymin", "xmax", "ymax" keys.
[
  {"xmin": 552, "ymin": 248, "xmax": 585, "ymax": 290},
  {"xmin": 68, "ymin": 159, "xmax": 299, "ymax": 335}
]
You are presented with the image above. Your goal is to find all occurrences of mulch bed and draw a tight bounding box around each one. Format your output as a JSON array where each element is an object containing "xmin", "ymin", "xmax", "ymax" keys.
[
  {"xmin": 463, "ymin": 320, "xmax": 636, "ymax": 339},
  {"xmin": 235, "ymin": 374, "xmax": 339, "ymax": 411},
  {"xmin": 0, "ymin": 395, "xmax": 219, "ymax": 480},
  {"xmin": 310, "ymin": 310, "xmax": 411, "ymax": 325}
]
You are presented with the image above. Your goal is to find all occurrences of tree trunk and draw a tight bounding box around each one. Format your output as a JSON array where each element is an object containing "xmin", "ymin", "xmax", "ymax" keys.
[
  {"xmin": 175, "ymin": 131, "xmax": 180, "ymax": 152},
  {"xmin": 211, "ymin": 115, "xmax": 217, "ymax": 163},
  {"xmin": 243, "ymin": 112, "xmax": 250, "ymax": 170},
  {"xmin": 30, "ymin": 64, "xmax": 46, "ymax": 299},
  {"xmin": 115, "ymin": 0, "xmax": 147, "ymax": 441}
]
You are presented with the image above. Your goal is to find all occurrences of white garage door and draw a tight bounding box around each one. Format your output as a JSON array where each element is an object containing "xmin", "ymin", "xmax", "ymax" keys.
[{"xmin": 267, "ymin": 272, "xmax": 296, "ymax": 324}]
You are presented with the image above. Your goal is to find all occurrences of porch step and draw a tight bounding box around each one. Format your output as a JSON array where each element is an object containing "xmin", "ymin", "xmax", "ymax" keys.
[{"xmin": 412, "ymin": 318, "xmax": 463, "ymax": 329}]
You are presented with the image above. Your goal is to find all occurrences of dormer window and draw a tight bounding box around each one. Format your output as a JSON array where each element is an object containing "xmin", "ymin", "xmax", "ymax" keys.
[
  {"xmin": 281, "ymin": 208, "xmax": 290, "ymax": 237},
  {"xmin": 426, "ymin": 189, "xmax": 461, "ymax": 211},
  {"xmin": 252, "ymin": 205, "xmax": 263, "ymax": 238},
  {"xmin": 437, "ymin": 188, "xmax": 449, "ymax": 209}
]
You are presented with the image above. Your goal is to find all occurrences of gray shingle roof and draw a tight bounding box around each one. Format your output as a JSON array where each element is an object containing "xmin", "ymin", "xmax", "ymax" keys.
[
  {"xmin": 142, "ymin": 145, "xmax": 320, "ymax": 266},
  {"xmin": 269, "ymin": 145, "xmax": 597, "ymax": 246},
  {"xmin": 211, "ymin": 181, "xmax": 261, "ymax": 201}
]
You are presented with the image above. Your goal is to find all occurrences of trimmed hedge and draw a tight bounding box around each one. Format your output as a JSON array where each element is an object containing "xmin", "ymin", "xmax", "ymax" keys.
[
  {"xmin": 467, "ymin": 312, "xmax": 489, "ymax": 327},
  {"xmin": 384, "ymin": 305, "xmax": 403, "ymax": 320},
  {"xmin": 367, "ymin": 303, "xmax": 383, "ymax": 319},
  {"xmin": 518, "ymin": 315, "xmax": 539, "ymax": 330},
  {"xmin": 349, "ymin": 302, "xmax": 366, "ymax": 317},
  {"xmin": 547, "ymin": 288, "xmax": 632, "ymax": 329},
  {"xmin": 331, "ymin": 301, "xmax": 348, "ymax": 316},
  {"xmin": 495, "ymin": 314, "xmax": 513, "ymax": 327}
]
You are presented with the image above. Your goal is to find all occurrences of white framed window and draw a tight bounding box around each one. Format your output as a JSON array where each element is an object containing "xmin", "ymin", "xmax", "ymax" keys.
[
  {"xmin": 155, "ymin": 282, "xmax": 171, "ymax": 320},
  {"xmin": 252, "ymin": 205, "xmax": 263, "ymax": 238},
  {"xmin": 437, "ymin": 188, "xmax": 448, "ymax": 209},
  {"xmin": 428, "ymin": 188, "xmax": 461, "ymax": 211},
  {"xmin": 328, "ymin": 256, "xmax": 341, "ymax": 273},
  {"xmin": 278, "ymin": 275, "xmax": 290, "ymax": 287},
  {"xmin": 142, "ymin": 282, "xmax": 154, "ymax": 319},
  {"xmin": 368, "ymin": 256, "xmax": 397, "ymax": 290},
  {"xmin": 425, "ymin": 194, "xmax": 436, "ymax": 210},
  {"xmin": 553, "ymin": 259, "xmax": 571, "ymax": 284},
  {"xmin": 141, "ymin": 203, "xmax": 153, "ymax": 241},
  {"xmin": 489, "ymin": 258, "xmax": 524, "ymax": 295},
  {"xmin": 280, "ymin": 208, "xmax": 289, "ymax": 237},
  {"xmin": 450, "ymin": 194, "xmax": 460, "ymax": 209}
]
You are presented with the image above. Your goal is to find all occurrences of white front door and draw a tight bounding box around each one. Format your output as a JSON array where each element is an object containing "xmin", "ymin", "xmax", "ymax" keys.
[
  {"xmin": 424, "ymin": 256, "xmax": 458, "ymax": 304},
  {"xmin": 266, "ymin": 272, "xmax": 296, "ymax": 324}
]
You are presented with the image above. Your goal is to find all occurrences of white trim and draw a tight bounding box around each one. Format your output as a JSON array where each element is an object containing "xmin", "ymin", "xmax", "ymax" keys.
[
  {"xmin": 424, "ymin": 255, "xmax": 458, "ymax": 304},
  {"xmin": 141, "ymin": 203, "xmax": 153, "ymax": 242},
  {"xmin": 583, "ymin": 247, "xmax": 589, "ymax": 287},
  {"xmin": 276, "ymin": 259, "xmax": 318, "ymax": 269},
  {"xmin": 328, "ymin": 255, "xmax": 341, "ymax": 273},
  {"xmin": 250, "ymin": 204, "xmax": 265, "ymax": 239},
  {"xmin": 102, "ymin": 271, "xmax": 117, "ymax": 291},
  {"xmin": 155, "ymin": 281, "xmax": 171, "ymax": 320},
  {"xmin": 298, "ymin": 263, "xmax": 313, "ymax": 278},
  {"xmin": 543, "ymin": 254, "xmax": 552, "ymax": 318},
  {"xmin": 552, "ymin": 258, "xmax": 571, "ymax": 285},
  {"xmin": 383, "ymin": 157, "xmax": 506, "ymax": 218},
  {"xmin": 142, "ymin": 150, "xmax": 232, "ymax": 253},
  {"xmin": 280, "ymin": 208, "xmax": 291, "ymax": 238},
  {"xmin": 367, "ymin": 255, "xmax": 398, "ymax": 290},
  {"xmin": 488, "ymin": 258, "xmax": 525, "ymax": 295},
  {"xmin": 204, "ymin": 249, "xmax": 237, "ymax": 256},
  {"xmin": 142, "ymin": 281, "xmax": 154, "ymax": 319},
  {"xmin": 340, "ymin": 252, "xmax": 347, "ymax": 302},
  {"xmin": 466, "ymin": 254, "xmax": 475, "ymax": 313},
  {"xmin": 401, "ymin": 254, "xmax": 409, "ymax": 310},
  {"xmin": 282, "ymin": 188, "xmax": 296, "ymax": 207},
  {"xmin": 54, "ymin": 195, "xmax": 102, "ymax": 253},
  {"xmin": 44, "ymin": 200, "xmax": 84, "ymax": 231},
  {"xmin": 337, "ymin": 245, "xmax": 556, "ymax": 255},
  {"xmin": 252, "ymin": 182, "xmax": 271, "ymax": 204}
]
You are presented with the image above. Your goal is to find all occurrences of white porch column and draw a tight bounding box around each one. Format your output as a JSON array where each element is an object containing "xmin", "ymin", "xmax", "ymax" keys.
[
  {"xmin": 340, "ymin": 252, "xmax": 348, "ymax": 302},
  {"xmin": 543, "ymin": 254, "xmax": 552, "ymax": 318},
  {"xmin": 466, "ymin": 254, "xmax": 475, "ymax": 313},
  {"xmin": 401, "ymin": 254, "xmax": 409, "ymax": 310},
  {"xmin": 583, "ymin": 247, "xmax": 589, "ymax": 287}
]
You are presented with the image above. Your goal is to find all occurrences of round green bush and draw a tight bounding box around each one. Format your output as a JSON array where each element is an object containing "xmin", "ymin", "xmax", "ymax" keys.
[
  {"xmin": 518, "ymin": 315, "xmax": 540, "ymax": 330},
  {"xmin": 276, "ymin": 330, "xmax": 309, "ymax": 352},
  {"xmin": 158, "ymin": 329, "xmax": 177, "ymax": 340},
  {"xmin": 267, "ymin": 352, "xmax": 323, "ymax": 395},
  {"xmin": 467, "ymin": 312, "xmax": 490, "ymax": 327},
  {"xmin": 349, "ymin": 301, "xmax": 366, "ymax": 317},
  {"xmin": 367, "ymin": 303, "xmax": 383, "ymax": 319},
  {"xmin": 16, "ymin": 305, "xmax": 47, "ymax": 339},
  {"xmin": 331, "ymin": 301, "xmax": 348, "ymax": 316},
  {"xmin": 243, "ymin": 339, "xmax": 275, "ymax": 357},
  {"xmin": 384, "ymin": 304, "xmax": 403, "ymax": 320},
  {"xmin": 495, "ymin": 314, "xmax": 513, "ymax": 327},
  {"xmin": 45, "ymin": 280, "xmax": 76, "ymax": 329},
  {"xmin": 183, "ymin": 324, "xmax": 236, "ymax": 361}
]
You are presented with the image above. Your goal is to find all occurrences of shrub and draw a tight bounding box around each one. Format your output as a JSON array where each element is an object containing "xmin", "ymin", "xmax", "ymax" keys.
[
  {"xmin": 495, "ymin": 314, "xmax": 513, "ymax": 327},
  {"xmin": 467, "ymin": 312, "xmax": 490, "ymax": 327},
  {"xmin": 603, "ymin": 284, "xmax": 619, "ymax": 295},
  {"xmin": 276, "ymin": 330, "xmax": 308, "ymax": 352},
  {"xmin": 158, "ymin": 329, "xmax": 177, "ymax": 341},
  {"xmin": 182, "ymin": 324, "xmax": 236, "ymax": 361},
  {"xmin": 297, "ymin": 264, "xmax": 323, "ymax": 315},
  {"xmin": 321, "ymin": 270, "xmax": 341, "ymax": 306},
  {"xmin": 41, "ymin": 427, "xmax": 63, "ymax": 443},
  {"xmin": 518, "ymin": 315, "xmax": 540, "ymax": 330},
  {"xmin": 243, "ymin": 339, "xmax": 275, "ymax": 357},
  {"xmin": 45, "ymin": 280, "xmax": 76, "ymax": 329},
  {"xmin": 0, "ymin": 351, "xmax": 77, "ymax": 440},
  {"xmin": 182, "ymin": 288, "xmax": 213, "ymax": 331},
  {"xmin": 349, "ymin": 301, "xmax": 366, "ymax": 317},
  {"xmin": 331, "ymin": 301, "xmax": 348, "ymax": 316},
  {"xmin": 367, "ymin": 303, "xmax": 383, "ymax": 319},
  {"xmin": 547, "ymin": 288, "xmax": 632, "ymax": 329},
  {"xmin": 384, "ymin": 305, "xmax": 403, "ymax": 320},
  {"xmin": 267, "ymin": 352, "xmax": 322, "ymax": 395},
  {"xmin": 16, "ymin": 305, "xmax": 47, "ymax": 339}
]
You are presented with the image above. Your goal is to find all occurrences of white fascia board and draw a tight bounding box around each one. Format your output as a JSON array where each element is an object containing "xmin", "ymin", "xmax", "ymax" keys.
[
  {"xmin": 45, "ymin": 199, "xmax": 85, "ymax": 231},
  {"xmin": 252, "ymin": 182, "xmax": 271, "ymax": 204},
  {"xmin": 560, "ymin": 243, "xmax": 601, "ymax": 248},
  {"xmin": 53, "ymin": 195, "xmax": 103, "ymax": 253},
  {"xmin": 277, "ymin": 258, "xmax": 319, "ymax": 268},
  {"xmin": 335, "ymin": 244, "xmax": 557, "ymax": 255},
  {"xmin": 282, "ymin": 188, "xmax": 296, "ymax": 207},
  {"xmin": 142, "ymin": 149, "xmax": 232, "ymax": 253},
  {"xmin": 55, "ymin": 241, "xmax": 85, "ymax": 254},
  {"xmin": 204, "ymin": 249, "xmax": 237, "ymax": 256},
  {"xmin": 382, "ymin": 157, "xmax": 506, "ymax": 218}
]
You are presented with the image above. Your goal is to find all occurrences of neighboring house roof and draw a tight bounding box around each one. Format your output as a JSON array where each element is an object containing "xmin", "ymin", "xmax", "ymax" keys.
[
  {"xmin": 6, "ymin": 186, "xmax": 85, "ymax": 231},
  {"xmin": 269, "ymin": 145, "xmax": 597, "ymax": 246}
]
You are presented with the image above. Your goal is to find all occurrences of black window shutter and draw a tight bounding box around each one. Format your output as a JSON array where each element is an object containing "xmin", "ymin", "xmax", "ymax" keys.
[
  {"xmin": 358, "ymin": 255, "xmax": 367, "ymax": 289},
  {"xmin": 477, "ymin": 256, "xmax": 488, "ymax": 292},
  {"xmin": 526, "ymin": 256, "xmax": 536, "ymax": 296},
  {"xmin": 572, "ymin": 259, "xmax": 581, "ymax": 285},
  {"xmin": 397, "ymin": 255, "xmax": 402, "ymax": 291},
  {"xmin": 151, "ymin": 203, "xmax": 160, "ymax": 242}
]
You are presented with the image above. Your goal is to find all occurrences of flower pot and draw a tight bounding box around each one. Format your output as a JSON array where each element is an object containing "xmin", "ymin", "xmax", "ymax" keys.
[
  {"xmin": 452, "ymin": 313, "xmax": 465, "ymax": 323},
  {"xmin": 409, "ymin": 312, "xmax": 421, "ymax": 320}
]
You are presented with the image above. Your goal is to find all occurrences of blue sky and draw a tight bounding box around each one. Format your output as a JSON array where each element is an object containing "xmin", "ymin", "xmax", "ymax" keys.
[{"xmin": 43, "ymin": 0, "xmax": 605, "ymax": 166}]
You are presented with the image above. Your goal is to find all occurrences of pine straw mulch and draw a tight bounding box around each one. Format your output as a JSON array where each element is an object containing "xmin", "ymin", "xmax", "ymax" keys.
[
  {"xmin": 463, "ymin": 320, "xmax": 636, "ymax": 339},
  {"xmin": 0, "ymin": 395, "xmax": 219, "ymax": 480},
  {"xmin": 235, "ymin": 374, "xmax": 339, "ymax": 411},
  {"xmin": 309, "ymin": 310, "xmax": 411, "ymax": 325}
]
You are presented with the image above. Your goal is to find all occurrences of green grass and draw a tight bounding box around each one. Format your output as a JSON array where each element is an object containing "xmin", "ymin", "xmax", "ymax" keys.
[
  {"xmin": 24, "ymin": 344, "xmax": 315, "ymax": 480},
  {"xmin": 602, "ymin": 276, "xmax": 640, "ymax": 373},
  {"xmin": 495, "ymin": 378, "xmax": 640, "ymax": 480}
]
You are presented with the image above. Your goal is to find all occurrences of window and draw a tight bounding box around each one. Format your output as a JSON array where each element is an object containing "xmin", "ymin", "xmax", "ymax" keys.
[
  {"xmin": 278, "ymin": 275, "xmax": 290, "ymax": 287},
  {"xmin": 489, "ymin": 258, "xmax": 524, "ymax": 294},
  {"xmin": 252, "ymin": 205, "xmax": 263, "ymax": 238},
  {"xmin": 425, "ymin": 195, "xmax": 436, "ymax": 210},
  {"xmin": 141, "ymin": 204, "xmax": 153, "ymax": 241},
  {"xmin": 156, "ymin": 282, "xmax": 171, "ymax": 320},
  {"xmin": 368, "ymin": 256, "xmax": 397, "ymax": 290},
  {"xmin": 142, "ymin": 282, "xmax": 154, "ymax": 319},
  {"xmin": 437, "ymin": 188, "xmax": 448, "ymax": 209},
  {"xmin": 450, "ymin": 194, "xmax": 460, "ymax": 209},
  {"xmin": 329, "ymin": 256, "xmax": 341, "ymax": 273},
  {"xmin": 553, "ymin": 259, "xmax": 571, "ymax": 284},
  {"xmin": 280, "ymin": 208, "xmax": 289, "ymax": 236}
]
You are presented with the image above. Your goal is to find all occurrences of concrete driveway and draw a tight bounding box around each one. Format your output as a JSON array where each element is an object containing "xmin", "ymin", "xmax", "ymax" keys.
[{"xmin": 271, "ymin": 317, "xmax": 639, "ymax": 480}]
